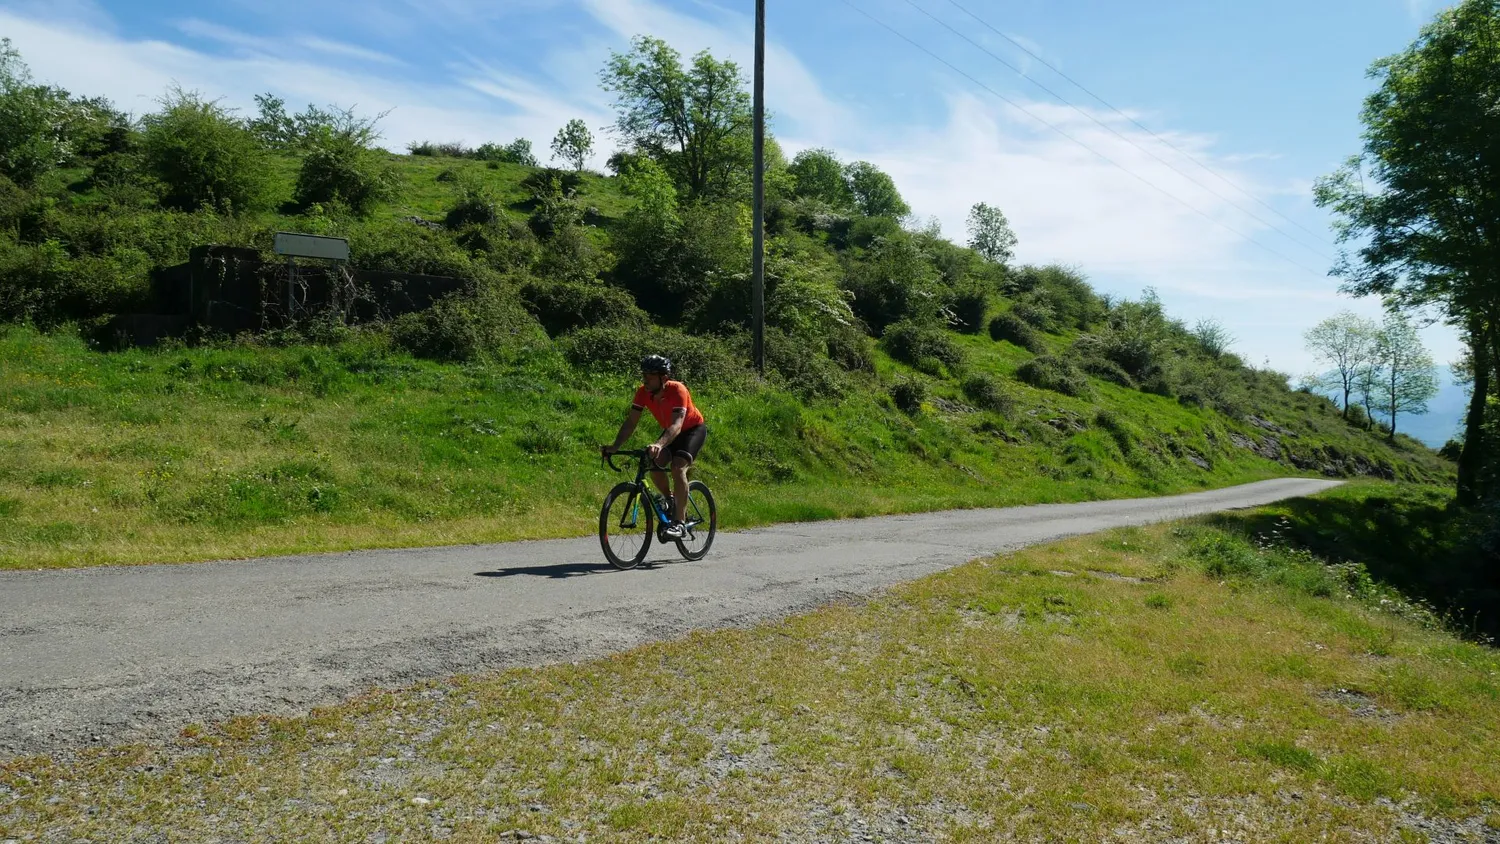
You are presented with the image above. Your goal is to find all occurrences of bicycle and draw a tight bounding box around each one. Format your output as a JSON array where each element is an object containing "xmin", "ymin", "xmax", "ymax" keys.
[{"xmin": 599, "ymin": 448, "xmax": 717, "ymax": 569}]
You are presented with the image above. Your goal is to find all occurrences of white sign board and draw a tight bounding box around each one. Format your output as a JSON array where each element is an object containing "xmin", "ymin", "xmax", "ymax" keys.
[{"xmin": 273, "ymin": 232, "xmax": 350, "ymax": 262}]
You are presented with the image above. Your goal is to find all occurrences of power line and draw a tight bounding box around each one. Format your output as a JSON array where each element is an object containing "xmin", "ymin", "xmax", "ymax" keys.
[
  {"xmin": 941, "ymin": 0, "xmax": 1337, "ymax": 250},
  {"xmin": 835, "ymin": 0, "xmax": 1333, "ymax": 280},
  {"xmin": 899, "ymin": 0, "xmax": 1335, "ymax": 264}
]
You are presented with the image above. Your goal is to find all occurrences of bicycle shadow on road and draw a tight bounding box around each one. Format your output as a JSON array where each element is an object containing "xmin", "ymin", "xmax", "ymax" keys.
[{"xmin": 474, "ymin": 558, "xmax": 683, "ymax": 579}]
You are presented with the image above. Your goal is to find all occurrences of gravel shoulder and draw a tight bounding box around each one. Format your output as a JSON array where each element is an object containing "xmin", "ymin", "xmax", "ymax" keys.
[{"xmin": 0, "ymin": 477, "xmax": 1340, "ymax": 758}]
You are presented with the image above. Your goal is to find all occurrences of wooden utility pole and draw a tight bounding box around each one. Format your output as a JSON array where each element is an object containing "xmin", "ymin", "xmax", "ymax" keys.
[{"xmin": 752, "ymin": 0, "xmax": 766, "ymax": 375}]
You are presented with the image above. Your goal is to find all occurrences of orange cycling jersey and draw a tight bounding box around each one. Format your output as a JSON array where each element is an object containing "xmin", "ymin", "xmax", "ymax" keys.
[{"xmin": 633, "ymin": 380, "xmax": 705, "ymax": 430}]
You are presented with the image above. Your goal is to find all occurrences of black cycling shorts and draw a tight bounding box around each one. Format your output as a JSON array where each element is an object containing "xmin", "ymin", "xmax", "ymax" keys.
[{"xmin": 660, "ymin": 424, "xmax": 707, "ymax": 465}]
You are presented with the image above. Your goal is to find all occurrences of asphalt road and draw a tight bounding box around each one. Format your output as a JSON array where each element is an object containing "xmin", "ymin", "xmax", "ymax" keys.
[{"xmin": 0, "ymin": 478, "xmax": 1340, "ymax": 757}]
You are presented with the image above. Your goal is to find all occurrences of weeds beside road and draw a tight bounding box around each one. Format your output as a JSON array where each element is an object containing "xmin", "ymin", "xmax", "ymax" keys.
[{"xmin": 4, "ymin": 491, "xmax": 1496, "ymax": 842}]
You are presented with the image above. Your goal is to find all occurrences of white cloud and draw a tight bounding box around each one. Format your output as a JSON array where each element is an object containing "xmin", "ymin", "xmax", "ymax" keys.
[
  {"xmin": 0, "ymin": 0, "xmax": 1462, "ymax": 374},
  {"xmin": 0, "ymin": 7, "xmax": 608, "ymax": 162},
  {"xmin": 579, "ymin": 0, "xmax": 853, "ymax": 144}
]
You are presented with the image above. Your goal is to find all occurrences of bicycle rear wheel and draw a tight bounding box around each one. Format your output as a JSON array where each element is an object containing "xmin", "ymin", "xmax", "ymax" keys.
[
  {"xmin": 674, "ymin": 480, "xmax": 717, "ymax": 561},
  {"xmin": 600, "ymin": 483, "xmax": 652, "ymax": 570}
]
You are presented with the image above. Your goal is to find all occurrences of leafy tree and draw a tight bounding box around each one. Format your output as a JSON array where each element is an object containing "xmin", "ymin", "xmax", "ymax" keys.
[
  {"xmin": 601, "ymin": 35, "xmax": 753, "ymax": 201},
  {"xmin": 1374, "ymin": 313, "xmax": 1440, "ymax": 441},
  {"xmin": 141, "ymin": 87, "xmax": 268, "ymax": 212},
  {"xmin": 1192, "ymin": 318, "xmax": 1235, "ymax": 359},
  {"xmin": 550, "ymin": 119, "xmax": 593, "ymax": 171},
  {"xmin": 787, "ymin": 148, "xmax": 853, "ymax": 208},
  {"xmin": 1304, "ymin": 311, "xmax": 1380, "ymax": 419},
  {"xmin": 474, "ymin": 139, "xmax": 538, "ymax": 166},
  {"xmin": 0, "ymin": 39, "xmax": 72, "ymax": 186},
  {"xmin": 293, "ymin": 106, "xmax": 400, "ymax": 217},
  {"xmin": 844, "ymin": 161, "xmax": 909, "ymax": 218},
  {"xmin": 1312, "ymin": 0, "xmax": 1500, "ymax": 501},
  {"xmin": 966, "ymin": 202, "xmax": 1017, "ymax": 264}
]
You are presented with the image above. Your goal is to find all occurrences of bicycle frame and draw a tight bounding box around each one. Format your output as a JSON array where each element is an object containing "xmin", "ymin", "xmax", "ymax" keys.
[{"xmin": 605, "ymin": 449, "xmax": 704, "ymax": 536}]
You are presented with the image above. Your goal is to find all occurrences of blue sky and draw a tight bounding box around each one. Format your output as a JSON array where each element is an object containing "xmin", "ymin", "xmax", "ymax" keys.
[{"xmin": 0, "ymin": 0, "xmax": 1464, "ymax": 378}]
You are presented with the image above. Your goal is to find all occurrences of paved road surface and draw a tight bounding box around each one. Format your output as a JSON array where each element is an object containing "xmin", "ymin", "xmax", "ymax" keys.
[{"xmin": 0, "ymin": 478, "xmax": 1339, "ymax": 757}]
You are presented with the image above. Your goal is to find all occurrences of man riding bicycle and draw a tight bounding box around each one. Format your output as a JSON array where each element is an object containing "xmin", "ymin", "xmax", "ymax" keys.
[{"xmin": 602, "ymin": 355, "xmax": 707, "ymax": 540}]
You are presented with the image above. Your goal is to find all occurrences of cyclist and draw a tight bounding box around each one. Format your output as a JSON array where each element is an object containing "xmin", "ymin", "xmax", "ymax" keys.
[{"xmin": 601, "ymin": 355, "xmax": 707, "ymax": 539}]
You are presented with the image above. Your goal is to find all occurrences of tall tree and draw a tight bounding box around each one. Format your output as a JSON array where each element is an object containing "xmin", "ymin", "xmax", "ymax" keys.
[
  {"xmin": 844, "ymin": 161, "xmax": 909, "ymax": 219},
  {"xmin": 966, "ymin": 202, "xmax": 1018, "ymax": 265},
  {"xmin": 551, "ymin": 119, "xmax": 593, "ymax": 171},
  {"xmin": 787, "ymin": 147, "xmax": 853, "ymax": 208},
  {"xmin": 1312, "ymin": 0, "xmax": 1500, "ymax": 500},
  {"xmin": 1374, "ymin": 313, "xmax": 1440, "ymax": 441},
  {"xmin": 0, "ymin": 38, "xmax": 72, "ymax": 186},
  {"xmin": 1304, "ymin": 311, "xmax": 1380, "ymax": 419},
  {"xmin": 600, "ymin": 36, "xmax": 752, "ymax": 201}
]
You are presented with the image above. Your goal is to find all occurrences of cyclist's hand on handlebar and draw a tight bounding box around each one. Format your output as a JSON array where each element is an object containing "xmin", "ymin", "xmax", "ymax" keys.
[
  {"xmin": 601, "ymin": 444, "xmax": 617, "ymax": 457},
  {"xmin": 645, "ymin": 443, "xmax": 663, "ymax": 463}
]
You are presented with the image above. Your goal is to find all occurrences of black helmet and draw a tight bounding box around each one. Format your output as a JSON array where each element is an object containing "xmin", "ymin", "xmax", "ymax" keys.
[{"xmin": 641, "ymin": 354, "xmax": 671, "ymax": 375}]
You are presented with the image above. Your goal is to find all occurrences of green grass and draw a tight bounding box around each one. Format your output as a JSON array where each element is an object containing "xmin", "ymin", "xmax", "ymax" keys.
[
  {"xmin": 4, "ymin": 499, "xmax": 1496, "ymax": 841},
  {"xmin": 0, "ymin": 324, "xmax": 1451, "ymax": 569}
]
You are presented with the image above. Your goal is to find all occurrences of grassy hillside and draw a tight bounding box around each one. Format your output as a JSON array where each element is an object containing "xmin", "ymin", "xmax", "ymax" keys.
[
  {"xmin": 0, "ymin": 144, "xmax": 1453, "ymax": 569},
  {"xmin": 0, "ymin": 312, "xmax": 1448, "ymax": 569},
  {"xmin": 4, "ymin": 487, "xmax": 1496, "ymax": 841}
]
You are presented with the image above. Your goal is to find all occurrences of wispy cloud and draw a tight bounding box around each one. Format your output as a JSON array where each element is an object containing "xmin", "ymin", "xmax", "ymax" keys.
[
  {"xmin": 0, "ymin": 0, "xmax": 1457, "ymax": 372},
  {"xmin": 295, "ymin": 36, "xmax": 404, "ymax": 66}
]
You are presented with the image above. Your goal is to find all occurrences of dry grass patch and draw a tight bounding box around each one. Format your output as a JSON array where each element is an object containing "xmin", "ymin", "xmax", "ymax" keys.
[{"xmin": 3, "ymin": 522, "xmax": 1498, "ymax": 841}]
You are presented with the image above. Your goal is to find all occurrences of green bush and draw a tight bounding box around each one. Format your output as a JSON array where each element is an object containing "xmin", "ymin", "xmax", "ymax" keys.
[
  {"xmin": 140, "ymin": 88, "xmax": 268, "ymax": 212},
  {"xmin": 294, "ymin": 127, "xmax": 399, "ymax": 217},
  {"xmin": 1010, "ymin": 294, "xmax": 1057, "ymax": 332},
  {"xmin": 519, "ymin": 280, "xmax": 646, "ymax": 337},
  {"xmin": 947, "ymin": 281, "xmax": 989, "ymax": 334},
  {"xmin": 961, "ymin": 372, "xmax": 1013, "ymax": 414},
  {"xmin": 987, "ymin": 313, "xmax": 1045, "ymax": 353},
  {"xmin": 1016, "ymin": 355, "xmax": 1092, "ymax": 398},
  {"xmin": 561, "ymin": 325, "xmax": 753, "ymax": 387},
  {"xmin": 445, "ymin": 182, "xmax": 503, "ymax": 229},
  {"xmin": 880, "ymin": 319, "xmax": 965, "ymax": 373},
  {"xmin": 386, "ymin": 282, "xmax": 546, "ymax": 362},
  {"xmin": 757, "ymin": 326, "xmax": 851, "ymax": 401},
  {"xmin": 346, "ymin": 220, "xmax": 475, "ymax": 278},
  {"xmin": 1079, "ymin": 356, "xmax": 1135, "ymax": 389},
  {"xmin": 825, "ymin": 325, "xmax": 876, "ymax": 374},
  {"xmin": 891, "ymin": 376, "xmax": 926, "ymax": 414}
]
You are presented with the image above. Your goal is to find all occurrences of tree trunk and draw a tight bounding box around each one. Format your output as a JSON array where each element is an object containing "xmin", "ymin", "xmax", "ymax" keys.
[{"xmin": 1461, "ymin": 317, "xmax": 1497, "ymax": 505}]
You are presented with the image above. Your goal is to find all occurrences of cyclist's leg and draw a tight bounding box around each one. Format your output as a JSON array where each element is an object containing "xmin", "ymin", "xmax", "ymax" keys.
[
  {"xmin": 666, "ymin": 425, "xmax": 706, "ymax": 524},
  {"xmin": 648, "ymin": 467, "xmax": 672, "ymax": 501},
  {"xmin": 670, "ymin": 454, "xmax": 692, "ymax": 523}
]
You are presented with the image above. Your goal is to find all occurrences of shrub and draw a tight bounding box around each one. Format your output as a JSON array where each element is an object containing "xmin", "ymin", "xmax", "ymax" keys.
[
  {"xmin": 519, "ymin": 280, "xmax": 646, "ymax": 337},
  {"xmin": 435, "ymin": 168, "xmax": 460, "ymax": 183},
  {"xmin": 561, "ymin": 325, "xmax": 752, "ymax": 387},
  {"xmin": 1006, "ymin": 264, "xmax": 1103, "ymax": 330},
  {"xmin": 880, "ymin": 319, "xmax": 965, "ymax": 373},
  {"xmin": 757, "ymin": 326, "xmax": 851, "ymax": 401},
  {"xmin": 1016, "ymin": 355, "xmax": 1092, "ymax": 398},
  {"xmin": 1010, "ymin": 294, "xmax": 1057, "ymax": 332},
  {"xmin": 825, "ymin": 325, "xmax": 876, "ymax": 374},
  {"xmin": 294, "ymin": 122, "xmax": 400, "ymax": 217},
  {"xmin": 407, "ymin": 141, "xmax": 469, "ymax": 157},
  {"xmin": 961, "ymin": 372, "xmax": 1013, "ymax": 414},
  {"xmin": 1079, "ymin": 356, "xmax": 1135, "ymax": 388},
  {"xmin": 987, "ymin": 313, "xmax": 1044, "ymax": 353},
  {"xmin": 346, "ymin": 220, "xmax": 475, "ymax": 278},
  {"xmin": 891, "ymin": 376, "xmax": 926, "ymax": 414},
  {"xmin": 141, "ymin": 88, "xmax": 268, "ymax": 212},
  {"xmin": 386, "ymin": 282, "xmax": 546, "ymax": 362},
  {"xmin": 444, "ymin": 182, "xmax": 502, "ymax": 229},
  {"xmin": 947, "ymin": 281, "xmax": 989, "ymax": 334}
]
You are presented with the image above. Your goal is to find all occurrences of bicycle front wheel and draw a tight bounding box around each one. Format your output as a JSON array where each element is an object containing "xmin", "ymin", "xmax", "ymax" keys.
[
  {"xmin": 674, "ymin": 480, "xmax": 717, "ymax": 561},
  {"xmin": 600, "ymin": 483, "xmax": 652, "ymax": 570}
]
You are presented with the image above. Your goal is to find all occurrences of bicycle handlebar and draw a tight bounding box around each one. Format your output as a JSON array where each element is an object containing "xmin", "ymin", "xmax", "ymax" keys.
[{"xmin": 602, "ymin": 447, "xmax": 671, "ymax": 473}]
